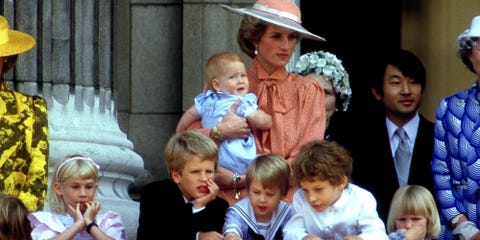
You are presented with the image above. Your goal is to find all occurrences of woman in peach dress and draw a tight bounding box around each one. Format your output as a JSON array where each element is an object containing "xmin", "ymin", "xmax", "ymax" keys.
[{"xmin": 184, "ymin": 0, "xmax": 327, "ymax": 204}]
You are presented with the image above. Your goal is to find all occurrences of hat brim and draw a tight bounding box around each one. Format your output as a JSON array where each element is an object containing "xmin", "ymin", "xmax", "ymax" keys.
[
  {"xmin": 0, "ymin": 30, "xmax": 35, "ymax": 57},
  {"xmin": 220, "ymin": 4, "xmax": 326, "ymax": 42}
]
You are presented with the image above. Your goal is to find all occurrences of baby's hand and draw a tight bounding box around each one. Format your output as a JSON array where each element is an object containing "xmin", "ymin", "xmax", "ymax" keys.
[{"xmin": 194, "ymin": 179, "xmax": 218, "ymax": 208}]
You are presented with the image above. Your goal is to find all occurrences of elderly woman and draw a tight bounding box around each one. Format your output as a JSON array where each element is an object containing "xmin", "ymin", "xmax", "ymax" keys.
[
  {"xmin": 294, "ymin": 50, "xmax": 351, "ymax": 141},
  {"xmin": 431, "ymin": 15, "xmax": 480, "ymax": 240}
]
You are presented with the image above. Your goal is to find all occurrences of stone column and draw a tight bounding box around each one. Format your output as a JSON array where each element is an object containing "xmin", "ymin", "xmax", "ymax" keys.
[{"xmin": 2, "ymin": 1, "xmax": 143, "ymax": 239}]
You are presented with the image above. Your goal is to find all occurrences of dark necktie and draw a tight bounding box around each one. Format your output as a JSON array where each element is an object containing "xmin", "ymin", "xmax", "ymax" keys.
[{"xmin": 394, "ymin": 127, "xmax": 411, "ymax": 187}]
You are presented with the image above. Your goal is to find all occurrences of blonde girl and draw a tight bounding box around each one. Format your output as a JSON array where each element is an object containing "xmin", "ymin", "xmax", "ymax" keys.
[
  {"xmin": 29, "ymin": 155, "xmax": 126, "ymax": 240},
  {"xmin": 387, "ymin": 185, "xmax": 441, "ymax": 240}
]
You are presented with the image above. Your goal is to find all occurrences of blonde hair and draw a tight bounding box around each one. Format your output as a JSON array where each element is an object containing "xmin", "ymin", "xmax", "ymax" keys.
[
  {"xmin": 0, "ymin": 193, "xmax": 32, "ymax": 240},
  {"xmin": 386, "ymin": 185, "xmax": 441, "ymax": 239},
  {"xmin": 164, "ymin": 130, "xmax": 218, "ymax": 177},
  {"xmin": 246, "ymin": 154, "xmax": 291, "ymax": 197},
  {"xmin": 205, "ymin": 51, "xmax": 245, "ymax": 89},
  {"xmin": 293, "ymin": 140, "xmax": 352, "ymax": 186},
  {"xmin": 47, "ymin": 155, "xmax": 100, "ymax": 214}
]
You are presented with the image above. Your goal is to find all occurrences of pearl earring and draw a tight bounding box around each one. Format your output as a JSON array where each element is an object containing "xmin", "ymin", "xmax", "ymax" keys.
[{"xmin": 254, "ymin": 49, "xmax": 258, "ymax": 55}]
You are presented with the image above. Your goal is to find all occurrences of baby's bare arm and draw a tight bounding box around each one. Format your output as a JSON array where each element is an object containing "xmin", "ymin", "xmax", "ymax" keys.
[{"xmin": 247, "ymin": 109, "xmax": 271, "ymax": 130}]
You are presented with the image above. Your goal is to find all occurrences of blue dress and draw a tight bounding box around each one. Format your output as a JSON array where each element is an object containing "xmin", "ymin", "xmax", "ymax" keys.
[
  {"xmin": 432, "ymin": 82, "xmax": 480, "ymax": 239},
  {"xmin": 195, "ymin": 90, "xmax": 258, "ymax": 174}
]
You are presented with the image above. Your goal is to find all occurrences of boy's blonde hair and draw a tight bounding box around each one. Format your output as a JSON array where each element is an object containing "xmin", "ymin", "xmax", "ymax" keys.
[
  {"xmin": 387, "ymin": 185, "xmax": 441, "ymax": 239},
  {"xmin": 0, "ymin": 192, "xmax": 32, "ymax": 240},
  {"xmin": 47, "ymin": 155, "xmax": 100, "ymax": 214},
  {"xmin": 293, "ymin": 140, "xmax": 352, "ymax": 186},
  {"xmin": 205, "ymin": 51, "xmax": 245, "ymax": 89},
  {"xmin": 246, "ymin": 154, "xmax": 290, "ymax": 197},
  {"xmin": 164, "ymin": 130, "xmax": 218, "ymax": 177}
]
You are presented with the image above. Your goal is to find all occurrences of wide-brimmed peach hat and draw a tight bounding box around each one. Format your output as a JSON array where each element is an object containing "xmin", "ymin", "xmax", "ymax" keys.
[
  {"xmin": 220, "ymin": 0, "xmax": 326, "ymax": 41},
  {"xmin": 0, "ymin": 15, "xmax": 35, "ymax": 57}
]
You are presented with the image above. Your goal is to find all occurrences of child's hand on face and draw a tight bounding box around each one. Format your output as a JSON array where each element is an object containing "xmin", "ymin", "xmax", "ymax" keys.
[
  {"xmin": 67, "ymin": 203, "xmax": 86, "ymax": 229},
  {"xmin": 193, "ymin": 179, "xmax": 219, "ymax": 209},
  {"xmin": 83, "ymin": 201, "xmax": 101, "ymax": 223},
  {"xmin": 400, "ymin": 226, "xmax": 426, "ymax": 240}
]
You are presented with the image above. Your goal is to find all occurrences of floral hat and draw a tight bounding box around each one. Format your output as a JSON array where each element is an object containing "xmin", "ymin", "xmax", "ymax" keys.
[
  {"xmin": 0, "ymin": 15, "xmax": 35, "ymax": 57},
  {"xmin": 220, "ymin": 0, "xmax": 325, "ymax": 42},
  {"xmin": 295, "ymin": 51, "xmax": 352, "ymax": 112},
  {"xmin": 457, "ymin": 16, "xmax": 480, "ymax": 51}
]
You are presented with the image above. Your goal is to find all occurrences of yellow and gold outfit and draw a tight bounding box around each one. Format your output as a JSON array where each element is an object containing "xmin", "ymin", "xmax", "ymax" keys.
[{"xmin": 0, "ymin": 81, "xmax": 48, "ymax": 211}]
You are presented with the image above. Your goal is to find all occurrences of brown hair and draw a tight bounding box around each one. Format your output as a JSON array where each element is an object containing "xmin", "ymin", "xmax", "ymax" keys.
[
  {"xmin": 237, "ymin": 16, "xmax": 302, "ymax": 58},
  {"xmin": 0, "ymin": 193, "xmax": 32, "ymax": 240},
  {"xmin": 237, "ymin": 16, "xmax": 267, "ymax": 58},
  {"xmin": 293, "ymin": 140, "xmax": 352, "ymax": 186}
]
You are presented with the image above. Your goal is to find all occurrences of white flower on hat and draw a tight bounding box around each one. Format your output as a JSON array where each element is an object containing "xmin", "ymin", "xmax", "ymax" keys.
[
  {"xmin": 457, "ymin": 16, "xmax": 480, "ymax": 51},
  {"xmin": 295, "ymin": 51, "xmax": 352, "ymax": 112}
]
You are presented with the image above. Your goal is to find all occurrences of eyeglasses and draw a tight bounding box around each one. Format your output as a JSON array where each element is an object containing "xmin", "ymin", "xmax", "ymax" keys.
[{"xmin": 466, "ymin": 39, "xmax": 480, "ymax": 50}]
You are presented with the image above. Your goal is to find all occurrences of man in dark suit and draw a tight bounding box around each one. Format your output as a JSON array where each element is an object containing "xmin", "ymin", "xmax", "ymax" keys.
[{"xmin": 350, "ymin": 49, "xmax": 434, "ymax": 224}]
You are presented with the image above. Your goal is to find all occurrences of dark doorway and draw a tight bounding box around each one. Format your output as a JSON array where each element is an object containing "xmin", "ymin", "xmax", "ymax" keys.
[{"xmin": 300, "ymin": 1, "xmax": 402, "ymax": 117}]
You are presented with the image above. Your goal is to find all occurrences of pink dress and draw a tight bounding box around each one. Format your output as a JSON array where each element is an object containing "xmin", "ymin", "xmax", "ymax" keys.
[
  {"xmin": 218, "ymin": 58, "xmax": 326, "ymax": 204},
  {"xmin": 248, "ymin": 59, "xmax": 326, "ymax": 163},
  {"xmin": 28, "ymin": 211, "xmax": 126, "ymax": 240}
]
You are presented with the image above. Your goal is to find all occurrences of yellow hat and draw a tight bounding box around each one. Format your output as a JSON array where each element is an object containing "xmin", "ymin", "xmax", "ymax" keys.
[{"xmin": 0, "ymin": 15, "xmax": 35, "ymax": 57}]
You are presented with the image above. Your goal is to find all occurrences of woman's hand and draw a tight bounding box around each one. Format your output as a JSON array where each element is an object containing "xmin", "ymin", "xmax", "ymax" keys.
[
  {"xmin": 217, "ymin": 100, "xmax": 249, "ymax": 139},
  {"xmin": 214, "ymin": 167, "xmax": 245, "ymax": 189}
]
